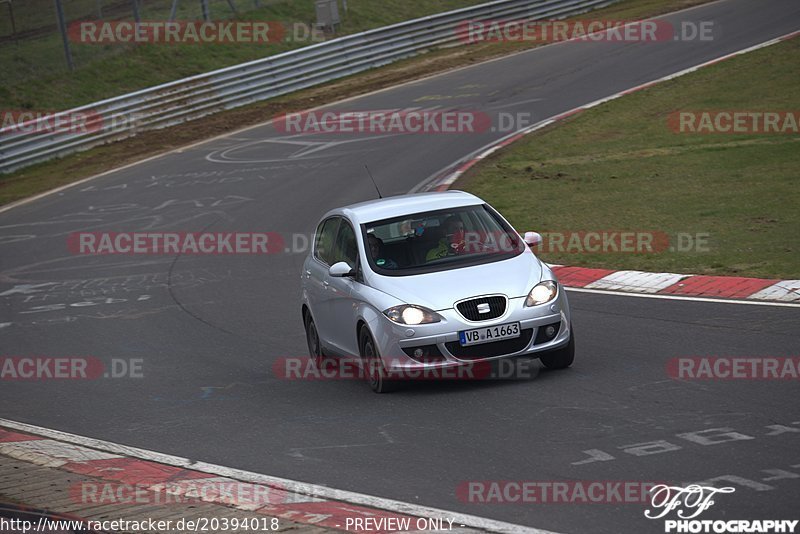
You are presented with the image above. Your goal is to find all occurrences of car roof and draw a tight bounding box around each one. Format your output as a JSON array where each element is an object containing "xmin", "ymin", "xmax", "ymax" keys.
[{"xmin": 328, "ymin": 191, "xmax": 484, "ymax": 225}]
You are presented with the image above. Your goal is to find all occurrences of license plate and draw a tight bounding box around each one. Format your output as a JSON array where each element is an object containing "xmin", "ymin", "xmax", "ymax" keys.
[{"xmin": 459, "ymin": 322, "xmax": 521, "ymax": 346}]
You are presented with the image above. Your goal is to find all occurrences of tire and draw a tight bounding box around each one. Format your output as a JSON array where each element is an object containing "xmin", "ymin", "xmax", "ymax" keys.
[
  {"xmin": 359, "ymin": 327, "xmax": 397, "ymax": 393},
  {"xmin": 539, "ymin": 327, "xmax": 575, "ymax": 370},
  {"xmin": 304, "ymin": 312, "xmax": 324, "ymax": 369}
]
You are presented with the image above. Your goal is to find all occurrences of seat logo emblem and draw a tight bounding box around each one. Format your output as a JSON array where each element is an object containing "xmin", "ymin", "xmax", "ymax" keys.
[{"xmin": 477, "ymin": 303, "xmax": 491, "ymax": 314}]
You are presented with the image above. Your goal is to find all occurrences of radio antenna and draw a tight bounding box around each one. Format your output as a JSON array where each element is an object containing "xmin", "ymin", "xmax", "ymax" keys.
[{"xmin": 364, "ymin": 165, "xmax": 383, "ymax": 199}]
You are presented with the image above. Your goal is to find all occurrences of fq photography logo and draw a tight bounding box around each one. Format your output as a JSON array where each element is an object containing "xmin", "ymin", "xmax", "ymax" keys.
[{"xmin": 645, "ymin": 484, "xmax": 798, "ymax": 533}]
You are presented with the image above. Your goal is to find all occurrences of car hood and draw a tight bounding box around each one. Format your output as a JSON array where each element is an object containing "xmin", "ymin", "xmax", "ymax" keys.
[{"xmin": 368, "ymin": 252, "xmax": 543, "ymax": 311}]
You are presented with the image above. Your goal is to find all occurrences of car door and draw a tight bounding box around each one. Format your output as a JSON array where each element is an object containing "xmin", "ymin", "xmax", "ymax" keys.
[
  {"xmin": 306, "ymin": 217, "xmax": 340, "ymax": 348},
  {"xmin": 326, "ymin": 218, "xmax": 360, "ymax": 356}
]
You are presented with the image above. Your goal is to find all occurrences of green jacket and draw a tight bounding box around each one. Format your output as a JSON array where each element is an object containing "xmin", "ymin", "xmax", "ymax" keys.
[{"xmin": 425, "ymin": 239, "xmax": 450, "ymax": 261}]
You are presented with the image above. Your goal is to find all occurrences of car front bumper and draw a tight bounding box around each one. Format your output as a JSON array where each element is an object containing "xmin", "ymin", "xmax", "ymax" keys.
[{"xmin": 372, "ymin": 287, "xmax": 572, "ymax": 373}]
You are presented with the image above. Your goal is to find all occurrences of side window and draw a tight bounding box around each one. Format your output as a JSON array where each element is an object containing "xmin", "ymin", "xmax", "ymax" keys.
[
  {"xmin": 333, "ymin": 221, "xmax": 358, "ymax": 269},
  {"xmin": 314, "ymin": 218, "xmax": 340, "ymax": 265}
]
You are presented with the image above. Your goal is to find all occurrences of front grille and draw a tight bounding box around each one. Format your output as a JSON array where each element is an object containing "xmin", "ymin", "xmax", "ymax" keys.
[
  {"xmin": 445, "ymin": 329, "xmax": 533, "ymax": 360},
  {"xmin": 456, "ymin": 295, "xmax": 506, "ymax": 321}
]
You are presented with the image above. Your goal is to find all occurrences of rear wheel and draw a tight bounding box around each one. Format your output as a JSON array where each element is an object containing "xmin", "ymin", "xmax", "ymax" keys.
[
  {"xmin": 359, "ymin": 327, "xmax": 397, "ymax": 393},
  {"xmin": 539, "ymin": 326, "xmax": 575, "ymax": 370},
  {"xmin": 304, "ymin": 312, "xmax": 324, "ymax": 369}
]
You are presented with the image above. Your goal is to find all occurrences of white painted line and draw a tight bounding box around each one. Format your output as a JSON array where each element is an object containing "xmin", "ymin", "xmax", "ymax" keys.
[
  {"xmin": 564, "ymin": 287, "xmax": 800, "ymax": 308},
  {"xmin": 749, "ymin": 280, "xmax": 800, "ymax": 302},
  {"xmin": 585, "ymin": 271, "xmax": 687, "ymax": 294},
  {"xmin": 0, "ymin": 419, "xmax": 563, "ymax": 534}
]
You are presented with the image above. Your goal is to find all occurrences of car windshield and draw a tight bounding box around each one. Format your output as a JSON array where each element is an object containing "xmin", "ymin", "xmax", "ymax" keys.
[{"xmin": 362, "ymin": 204, "xmax": 525, "ymax": 276}]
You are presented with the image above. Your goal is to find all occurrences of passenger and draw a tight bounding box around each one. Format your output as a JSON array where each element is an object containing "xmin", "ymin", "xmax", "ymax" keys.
[{"xmin": 368, "ymin": 234, "xmax": 399, "ymax": 269}]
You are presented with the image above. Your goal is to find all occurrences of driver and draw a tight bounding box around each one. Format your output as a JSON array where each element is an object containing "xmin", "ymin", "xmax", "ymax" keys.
[{"xmin": 426, "ymin": 216, "xmax": 466, "ymax": 261}]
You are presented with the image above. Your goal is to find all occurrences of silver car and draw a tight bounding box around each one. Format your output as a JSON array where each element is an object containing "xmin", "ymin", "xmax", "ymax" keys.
[{"xmin": 300, "ymin": 191, "xmax": 574, "ymax": 393}]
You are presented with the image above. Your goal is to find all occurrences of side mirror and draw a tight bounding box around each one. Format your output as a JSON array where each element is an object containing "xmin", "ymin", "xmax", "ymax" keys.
[
  {"xmin": 523, "ymin": 231, "xmax": 542, "ymax": 247},
  {"xmin": 329, "ymin": 261, "xmax": 355, "ymax": 277}
]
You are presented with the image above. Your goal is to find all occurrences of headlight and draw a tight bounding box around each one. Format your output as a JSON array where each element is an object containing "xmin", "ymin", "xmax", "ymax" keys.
[
  {"xmin": 383, "ymin": 305, "xmax": 442, "ymax": 325},
  {"xmin": 525, "ymin": 280, "xmax": 558, "ymax": 307}
]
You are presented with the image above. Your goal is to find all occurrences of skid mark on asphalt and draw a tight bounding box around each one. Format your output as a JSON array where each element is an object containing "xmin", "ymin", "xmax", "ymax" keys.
[{"xmin": 164, "ymin": 218, "xmax": 243, "ymax": 338}]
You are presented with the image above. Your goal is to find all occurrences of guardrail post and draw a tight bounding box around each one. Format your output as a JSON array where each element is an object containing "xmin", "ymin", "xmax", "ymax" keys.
[
  {"xmin": 53, "ymin": 0, "xmax": 74, "ymax": 71},
  {"xmin": 130, "ymin": 0, "xmax": 140, "ymax": 22},
  {"xmin": 1, "ymin": 0, "xmax": 18, "ymax": 44}
]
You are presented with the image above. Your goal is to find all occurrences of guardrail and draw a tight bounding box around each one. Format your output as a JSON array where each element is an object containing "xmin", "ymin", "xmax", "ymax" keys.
[{"xmin": 0, "ymin": 0, "xmax": 617, "ymax": 174}]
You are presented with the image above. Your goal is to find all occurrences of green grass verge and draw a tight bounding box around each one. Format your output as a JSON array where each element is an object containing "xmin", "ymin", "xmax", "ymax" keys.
[{"xmin": 460, "ymin": 38, "xmax": 800, "ymax": 279}]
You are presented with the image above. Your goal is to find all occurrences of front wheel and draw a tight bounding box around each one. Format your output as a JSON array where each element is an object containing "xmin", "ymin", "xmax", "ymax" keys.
[
  {"xmin": 304, "ymin": 312, "xmax": 324, "ymax": 369},
  {"xmin": 539, "ymin": 326, "xmax": 575, "ymax": 370},
  {"xmin": 359, "ymin": 327, "xmax": 397, "ymax": 393}
]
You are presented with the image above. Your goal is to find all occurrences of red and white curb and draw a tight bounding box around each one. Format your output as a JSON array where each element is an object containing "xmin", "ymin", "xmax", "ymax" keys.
[
  {"xmin": 0, "ymin": 419, "xmax": 558, "ymax": 534},
  {"xmin": 550, "ymin": 266, "xmax": 800, "ymax": 303},
  {"xmin": 413, "ymin": 29, "xmax": 800, "ymax": 306}
]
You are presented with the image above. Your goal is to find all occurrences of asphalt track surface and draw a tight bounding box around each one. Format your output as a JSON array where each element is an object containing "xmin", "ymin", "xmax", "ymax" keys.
[{"xmin": 1, "ymin": 0, "xmax": 799, "ymax": 532}]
